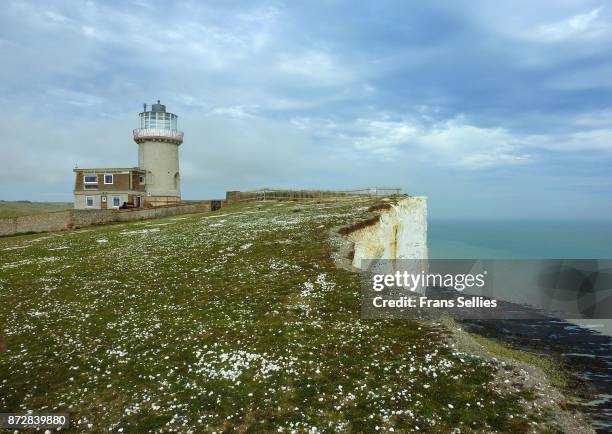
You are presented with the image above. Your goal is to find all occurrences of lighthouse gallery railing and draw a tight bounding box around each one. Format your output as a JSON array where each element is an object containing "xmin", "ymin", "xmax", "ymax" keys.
[{"xmin": 133, "ymin": 128, "xmax": 184, "ymax": 141}]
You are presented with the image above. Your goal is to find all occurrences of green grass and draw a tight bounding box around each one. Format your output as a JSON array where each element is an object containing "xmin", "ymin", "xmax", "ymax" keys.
[
  {"xmin": 469, "ymin": 333, "xmax": 568, "ymax": 389},
  {"xmin": 0, "ymin": 200, "xmax": 554, "ymax": 432},
  {"xmin": 0, "ymin": 201, "xmax": 72, "ymax": 217}
]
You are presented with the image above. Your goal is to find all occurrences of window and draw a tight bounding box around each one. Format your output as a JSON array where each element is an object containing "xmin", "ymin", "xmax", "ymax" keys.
[
  {"xmin": 139, "ymin": 175, "xmax": 145, "ymax": 184},
  {"xmin": 140, "ymin": 111, "xmax": 177, "ymax": 130},
  {"xmin": 104, "ymin": 174, "xmax": 113, "ymax": 184},
  {"xmin": 111, "ymin": 196, "xmax": 121, "ymax": 207},
  {"xmin": 84, "ymin": 174, "xmax": 98, "ymax": 184},
  {"xmin": 85, "ymin": 196, "xmax": 94, "ymax": 207},
  {"xmin": 84, "ymin": 184, "xmax": 98, "ymax": 190}
]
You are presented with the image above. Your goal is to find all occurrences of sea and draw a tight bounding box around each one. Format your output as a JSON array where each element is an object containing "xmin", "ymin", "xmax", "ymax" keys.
[{"xmin": 428, "ymin": 219, "xmax": 612, "ymax": 260}]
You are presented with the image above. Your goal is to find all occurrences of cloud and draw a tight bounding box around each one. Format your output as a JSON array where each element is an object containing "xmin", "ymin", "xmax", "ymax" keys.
[
  {"xmin": 534, "ymin": 8, "xmax": 606, "ymax": 42},
  {"xmin": 545, "ymin": 129, "xmax": 612, "ymax": 153},
  {"xmin": 416, "ymin": 120, "xmax": 531, "ymax": 169},
  {"xmin": 290, "ymin": 115, "xmax": 532, "ymax": 169},
  {"xmin": 288, "ymin": 112, "xmax": 612, "ymax": 172},
  {"xmin": 207, "ymin": 105, "xmax": 259, "ymax": 119},
  {"xmin": 46, "ymin": 88, "xmax": 104, "ymax": 107},
  {"xmin": 277, "ymin": 50, "xmax": 356, "ymax": 85}
]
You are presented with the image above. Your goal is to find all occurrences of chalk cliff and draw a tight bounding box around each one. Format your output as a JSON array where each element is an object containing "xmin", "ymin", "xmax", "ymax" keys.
[{"xmin": 349, "ymin": 196, "xmax": 428, "ymax": 268}]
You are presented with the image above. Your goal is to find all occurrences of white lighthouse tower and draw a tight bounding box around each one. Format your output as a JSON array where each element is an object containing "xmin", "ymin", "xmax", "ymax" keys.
[{"xmin": 133, "ymin": 101, "xmax": 184, "ymax": 206}]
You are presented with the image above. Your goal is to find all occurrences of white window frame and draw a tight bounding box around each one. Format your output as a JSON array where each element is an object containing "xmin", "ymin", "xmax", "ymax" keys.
[
  {"xmin": 139, "ymin": 175, "xmax": 145, "ymax": 184},
  {"xmin": 111, "ymin": 196, "xmax": 121, "ymax": 208},
  {"xmin": 85, "ymin": 196, "xmax": 95, "ymax": 208},
  {"xmin": 84, "ymin": 174, "xmax": 98, "ymax": 184},
  {"xmin": 104, "ymin": 174, "xmax": 114, "ymax": 184}
]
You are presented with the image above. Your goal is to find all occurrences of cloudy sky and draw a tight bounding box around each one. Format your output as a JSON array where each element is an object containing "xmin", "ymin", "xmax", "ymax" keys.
[{"xmin": 1, "ymin": 0, "xmax": 611, "ymax": 219}]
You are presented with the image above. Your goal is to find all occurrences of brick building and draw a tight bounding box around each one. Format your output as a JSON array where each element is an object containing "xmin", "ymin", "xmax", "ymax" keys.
[{"xmin": 73, "ymin": 101, "xmax": 184, "ymax": 209}]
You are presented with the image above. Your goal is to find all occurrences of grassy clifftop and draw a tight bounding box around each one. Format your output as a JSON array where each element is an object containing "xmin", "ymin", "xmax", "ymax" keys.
[
  {"xmin": 0, "ymin": 201, "xmax": 72, "ymax": 217},
  {"xmin": 0, "ymin": 200, "xmax": 567, "ymax": 432}
]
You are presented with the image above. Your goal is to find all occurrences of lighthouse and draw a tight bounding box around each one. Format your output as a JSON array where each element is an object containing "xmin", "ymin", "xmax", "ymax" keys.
[{"xmin": 133, "ymin": 100, "xmax": 184, "ymax": 206}]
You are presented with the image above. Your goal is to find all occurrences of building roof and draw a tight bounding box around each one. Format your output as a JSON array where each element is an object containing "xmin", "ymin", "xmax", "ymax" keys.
[{"xmin": 73, "ymin": 167, "xmax": 145, "ymax": 173}]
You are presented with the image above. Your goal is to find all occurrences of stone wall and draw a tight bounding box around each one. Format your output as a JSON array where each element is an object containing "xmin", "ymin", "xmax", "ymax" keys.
[
  {"xmin": 0, "ymin": 218, "xmax": 17, "ymax": 237},
  {"xmin": 71, "ymin": 209, "xmax": 118, "ymax": 228},
  {"xmin": 0, "ymin": 202, "xmax": 213, "ymax": 237},
  {"xmin": 15, "ymin": 211, "xmax": 73, "ymax": 234},
  {"xmin": 113, "ymin": 202, "xmax": 211, "ymax": 223},
  {"xmin": 0, "ymin": 211, "xmax": 72, "ymax": 236},
  {"xmin": 226, "ymin": 191, "xmax": 241, "ymax": 204}
]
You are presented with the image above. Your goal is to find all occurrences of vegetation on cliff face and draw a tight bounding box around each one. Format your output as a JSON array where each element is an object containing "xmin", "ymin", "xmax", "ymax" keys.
[{"xmin": 0, "ymin": 200, "xmax": 561, "ymax": 432}]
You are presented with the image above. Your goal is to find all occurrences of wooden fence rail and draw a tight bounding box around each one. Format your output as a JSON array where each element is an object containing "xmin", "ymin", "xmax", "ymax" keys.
[{"xmin": 234, "ymin": 187, "xmax": 403, "ymax": 203}]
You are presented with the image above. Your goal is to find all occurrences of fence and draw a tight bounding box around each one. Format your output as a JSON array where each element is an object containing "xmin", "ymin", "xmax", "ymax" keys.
[{"xmin": 227, "ymin": 188, "xmax": 403, "ymax": 203}]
